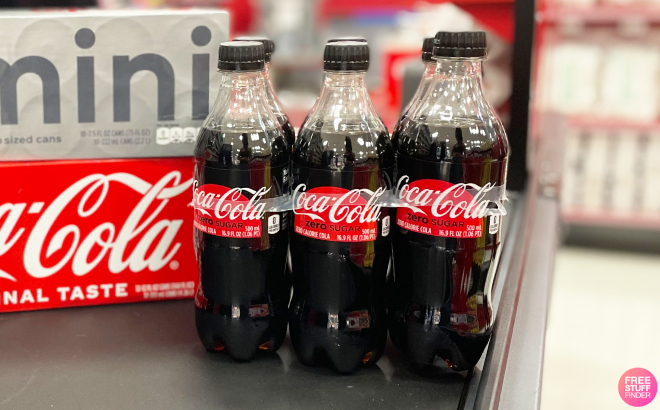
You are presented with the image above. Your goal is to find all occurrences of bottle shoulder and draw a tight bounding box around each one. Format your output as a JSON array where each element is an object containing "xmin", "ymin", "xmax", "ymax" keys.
[
  {"xmin": 393, "ymin": 115, "xmax": 508, "ymax": 163},
  {"xmin": 292, "ymin": 127, "xmax": 394, "ymax": 170},
  {"xmin": 194, "ymin": 127, "xmax": 289, "ymax": 167}
]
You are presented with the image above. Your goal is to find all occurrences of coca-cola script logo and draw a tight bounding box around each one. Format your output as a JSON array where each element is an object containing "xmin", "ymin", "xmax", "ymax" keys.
[
  {"xmin": 0, "ymin": 171, "xmax": 192, "ymax": 283},
  {"xmin": 395, "ymin": 177, "xmax": 502, "ymax": 238},
  {"xmin": 192, "ymin": 183, "xmax": 271, "ymax": 238},
  {"xmin": 292, "ymin": 184, "xmax": 384, "ymax": 242}
]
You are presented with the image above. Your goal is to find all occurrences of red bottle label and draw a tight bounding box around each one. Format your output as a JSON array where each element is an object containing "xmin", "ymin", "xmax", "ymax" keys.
[
  {"xmin": 293, "ymin": 186, "xmax": 382, "ymax": 242},
  {"xmin": 192, "ymin": 184, "xmax": 270, "ymax": 238},
  {"xmin": 395, "ymin": 179, "xmax": 487, "ymax": 238}
]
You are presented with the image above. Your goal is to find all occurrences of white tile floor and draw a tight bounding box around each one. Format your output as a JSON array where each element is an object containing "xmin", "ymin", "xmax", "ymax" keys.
[{"xmin": 541, "ymin": 247, "xmax": 660, "ymax": 410}]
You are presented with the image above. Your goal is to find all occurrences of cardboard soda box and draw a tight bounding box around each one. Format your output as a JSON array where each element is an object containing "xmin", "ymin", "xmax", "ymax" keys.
[
  {"xmin": 0, "ymin": 158, "xmax": 197, "ymax": 312},
  {"xmin": 0, "ymin": 9, "xmax": 228, "ymax": 161}
]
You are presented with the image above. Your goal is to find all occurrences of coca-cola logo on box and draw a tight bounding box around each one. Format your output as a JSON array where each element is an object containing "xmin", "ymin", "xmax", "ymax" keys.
[{"xmin": 0, "ymin": 158, "xmax": 196, "ymax": 313}]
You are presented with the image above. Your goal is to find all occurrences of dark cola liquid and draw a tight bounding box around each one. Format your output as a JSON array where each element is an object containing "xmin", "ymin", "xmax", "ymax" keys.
[
  {"xmin": 193, "ymin": 127, "xmax": 290, "ymax": 361},
  {"xmin": 389, "ymin": 122, "xmax": 507, "ymax": 371},
  {"xmin": 278, "ymin": 116, "xmax": 296, "ymax": 152},
  {"xmin": 289, "ymin": 128, "xmax": 395, "ymax": 374}
]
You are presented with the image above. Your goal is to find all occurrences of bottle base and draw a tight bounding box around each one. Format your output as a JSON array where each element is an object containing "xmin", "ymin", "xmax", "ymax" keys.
[
  {"xmin": 389, "ymin": 323, "xmax": 491, "ymax": 372},
  {"xmin": 195, "ymin": 307, "xmax": 287, "ymax": 362},
  {"xmin": 290, "ymin": 322, "xmax": 386, "ymax": 374}
]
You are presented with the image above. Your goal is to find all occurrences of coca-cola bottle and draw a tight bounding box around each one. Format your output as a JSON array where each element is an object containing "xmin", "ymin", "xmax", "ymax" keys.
[
  {"xmin": 289, "ymin": 41, "xmax": 395, "ymax": 374},
  {"xmin": 391, "ymin": 37, "xmax": 435, "ymax": 152},
  {"xmin": 234, "ymin": 37, "xmax": 295, "ymax": 151},
  {"xmin": 192, "ymin": 41, "xmax": 290, "ymax": 361},
  {"xmin": 389, "ymin": 32, "xmax": 508, "ymax": 371}
]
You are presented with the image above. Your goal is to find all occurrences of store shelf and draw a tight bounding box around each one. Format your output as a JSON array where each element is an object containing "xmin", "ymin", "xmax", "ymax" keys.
[
  {"xmin": 531, "ymin": 113, "xmax": 660, "ymax": 135},
  {"xmin": 563, "ymin": 221, "xmax": 660, "ymax": 254},
  {"xmin": 563, "ymin": 210, "xmax": 660, "ymax": 231},
  {"xmin": 1, "ymin": 305, "xmax": 473, "ymax": 410},
  {"xmin": 568, "ymin": 117, "xmax": 660, "ymax": 130},
  {"xmin": 0, "ymin": 299, "xmax": 471, "ymax": 410},
  {"xmin": 565, "ymin": 117, "xmax": 660, "ymax": 132},
  {"xmin": 472, "ymin": 195, "xmax": 559, "ymax": 410}
]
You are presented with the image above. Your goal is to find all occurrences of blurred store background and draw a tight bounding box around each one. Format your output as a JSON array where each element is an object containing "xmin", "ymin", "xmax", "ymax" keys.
[
  {"xmin": 1, "ymin": 0, "xmax": 659, "ymax": 408},
  {"xmin": 536, "ymin": 1, "xmax": 660, "ymax": 409}
]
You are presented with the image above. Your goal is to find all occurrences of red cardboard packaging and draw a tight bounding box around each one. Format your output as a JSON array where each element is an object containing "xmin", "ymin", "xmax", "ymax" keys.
[{"xmin": 0, "ymin": 157, "xmax": 196, "ymax": 313}]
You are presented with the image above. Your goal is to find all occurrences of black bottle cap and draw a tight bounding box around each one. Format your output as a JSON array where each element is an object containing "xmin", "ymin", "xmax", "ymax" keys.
[
  {"xmin": 422, "ymin": 37, "xmax": 435, "ymax": 62},
  {"xmin": 234, "ymin": 36, "xmax": 275, "ymax": 63},
  {"xmin": 323, "ymin": 41, "xmax": 369, "ymax": 71},
  {"xmin": 433, "ymin": 31, "xmax": 487, "ymax": 58},
  {"xmin": 217, "ymin": 41, "xmax": 265, "ymax": 71},
  {"xmin": 327, "ymin": 37, "xmax": 367, "ymax": 43}
]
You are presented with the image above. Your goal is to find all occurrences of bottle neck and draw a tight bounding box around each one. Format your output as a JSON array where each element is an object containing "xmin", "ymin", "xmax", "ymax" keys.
[
  {"xmin": 207, "ymin": 68, "xmax": 276, "ymax": 131},
  {"xmin": 411, "ymin": 58, "xmax": 489, "ymax": 123},
  {"xmin": 222, "ymin": 70, "xmax": 263, "ymax": 95},
  {"xmin": 304, "ymin": 70, "xmax": 385, "ymax": 134},
  {"xmin": 263, "ymin": 62, "xmax": 272, "ymax": 80},
  {"xmin": 261, "ymin": 63, "xmax": 285, "ymax": 117},
  {"xmin": 223, "ymin": 70, "xmax": 263, "ymax": 88},
  {"xmin": 224, "ymin": 70, "xmax": 265, "ymax": 118},
  {"xmin": 322, "ymin": 71, "xmax": 367, "ymax": 88},
  {"xmin": 422, "ymin": 61, "xmax": 436, "ymax": 78},
  {"xmin": 401, "ymin": 61, "xmax": 437, "ymax": 116},
  {"xmin": 431, "ymin": 58, "xmax": 486, "ymax": 109},
  {"xmin": 434, "ymin": 58, "xmax": 483, "ymax": 83}
]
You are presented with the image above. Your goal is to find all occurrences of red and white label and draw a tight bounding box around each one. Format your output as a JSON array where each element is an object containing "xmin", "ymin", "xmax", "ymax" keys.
[
  {"xmin": 395, "ymin": 177, "xmax": 499, "ymax": 238},
  {"xmin": 192, "ymin": 184, "xmax": 271, "ymax": 238},
  {"xmin": 0, "ymin": 158, "xmax": 197, "ymax": 313},
  {"xmin": 292, "ymin": 185, "xmax": 384, "ymax": 242}
]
